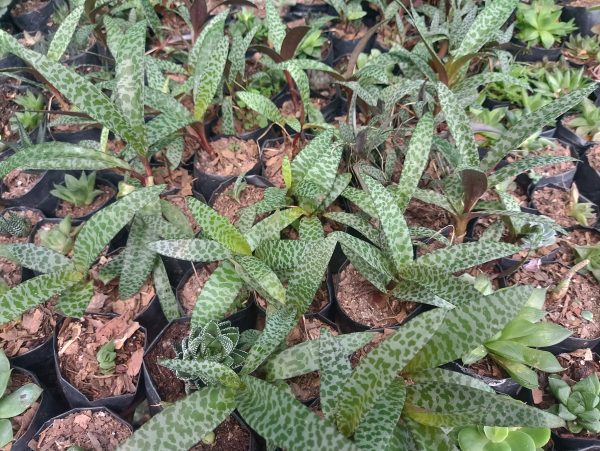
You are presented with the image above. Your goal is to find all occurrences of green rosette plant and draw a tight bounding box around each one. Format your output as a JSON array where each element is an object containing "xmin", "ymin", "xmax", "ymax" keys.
[
  {"xmin": 454, "ymin": 425, "xmax": 551, "ymax": 451},
  {"xmin": 515, "ymin": 0, "xmax": 576, "ymax": 49},
  {"xmin": 0, "ymin": 212, "xmax": 31, "ymax": 238},
  {"xmin": 50, "ymin": 171, "xmax": 103, "ymax": 207},
  {"xmin": 547, "ymin": 372, "xmax": 600, "ymax": 434}
]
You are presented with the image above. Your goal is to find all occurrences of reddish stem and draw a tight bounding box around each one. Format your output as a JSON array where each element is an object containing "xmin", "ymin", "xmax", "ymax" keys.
[
  {"xmin": 284, "ymin": 70, "xmax": 305, "ymax": 128},
  {"xmin": 189, "ymin": 122, "xmax": 213, "ymax": 154}
]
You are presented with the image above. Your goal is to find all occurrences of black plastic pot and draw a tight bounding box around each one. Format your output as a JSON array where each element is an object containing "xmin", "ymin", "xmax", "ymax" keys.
[
  {"xmin": 51, "ymin": 174, "xmax": 117, "ymax": 221},
  {"xmin": 556, "ymin": 116, "xmax": 593, "ymax": 150},
  {"xmin": 574, "ymin": 144, "xmax": 600, "ymax": 206},
  {"xmin": 328, "ymin": 259, "xmax": 425, "ymax": 333},
  {"xmin": 509, "ymin": 39, "xmax": 562, "ymax": 63},
  {"xmin": 134, "ymin": 295, "xmax": 167, "ymax": 344},
  {"xmin": 551, "ymin": 432, "xmax": 600, "ymax": 450},
  {"xmin": 444, "ymin": 361, "xmax": 521, "ymax": 397},
  {"xmin": 562, "ymin": 3, "xmax": 600, "ymax": 36},
  {"xmin": 10, "ymin": 0, "xmax": 55, "ymax": 32},
  {"xmin": 283, "ymin": 3, "xmax": 336, "ymax": 21},
  {"xmin": 10, "ymin": 365, "xmax": 62, "ymax": 451},
  {"xmin": 53, "ymin": 315, "xmax": 147, "ymax": 415},
  {"xmin": 331, "ymin": 31, "xmax": 377, "ymax": 59},
  {"xmin": 29, "ymin": 406, "xmax": 133, "ymax": 450},
  {"xmin": 482, "ymin": 97, "xmax": 513, "ymax": 110},
  {"xmin": 545, "ymin": 335, "xmax": 600, "ymax": 354}
]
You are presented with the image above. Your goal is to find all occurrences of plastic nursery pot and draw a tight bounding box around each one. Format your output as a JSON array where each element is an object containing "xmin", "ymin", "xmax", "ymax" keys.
[
  {"xmin": 508, "ymin": 39, "xmax": 563, "ymax": 63},
  {"xmin": 9, "ymin": 0, "xmax": 55, "ymax": 32},
  {"xmin": 556, "ymin": 115, "xmax": 595, "ymax": 150},
  {"xmin": 283, "ymin": 3, "xmax": 336, "ymax": 21},
  {"xmin": 573, "ymin": 145, "xmax": 600, "ymax": 206},
  {"xmin": 207, "ymin": 174, "xmax": 274, "ymax": 208},
  {"xmin": 481, "ymin": 97, "xmax": 513, "ymax": 110},
  {"xmin": 28, "ymin": 406, "xmax": 133, "ymax": 451},
  {"xmin": 561, "ymin": 3, "xmax": 600, "ymax": 36},
  {"xmin": 443, "ymin": 361, "xmax": 521, "ymax": 397},
  {"xmin": 51, "ymin": 175, "xmax": 118, "ymax": 221},
  {"xmin": 192, "ymin": 135, "xmax": 267, "ymax": 202},
  {"xmin": 331, "ymin": 30, "xmax": 377, "ymax": 60},
  {"xmin": 328, "ymin": 260, "xmax": 426, "ymax": 333},
  {"xmin": 53, "ymin": 315, "xmax": 147, "ymax": 415},
  {"xmin": 9, "ymin": 365, "xmax": 61, "ymax": 451}
]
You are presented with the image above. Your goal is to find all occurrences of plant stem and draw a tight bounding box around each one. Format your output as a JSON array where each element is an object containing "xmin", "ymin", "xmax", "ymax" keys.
[
  {"xmin": 189, "ymin": 123, "xmax": 213, "ymax": 153},
  {"xmin": 550, "ymin": 259, "xmax": 589, "ymax": 301},
  {"xmin": 284, "ymin": 70, "xmax": 304, "ymax": 128},
  {"xmin": 453, "ymin": 216, "xmax": 468, "ymax": 243},
  {"xmin": 140, "ymin": 155, "xmax": 154, "ymax": 186}
]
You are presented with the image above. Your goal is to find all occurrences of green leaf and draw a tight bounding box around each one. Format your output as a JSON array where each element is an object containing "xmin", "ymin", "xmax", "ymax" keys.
[
  {"xmin": 362, "ymin": 176, "xmax": 412, "ymax": 273},
  {"xmin": 395, "ymin": 112, "xmax": 434, "ymax": 211},
  {"xmin": 265, "ymin": 0, "xmax": 286, "ymax": 53},
  {"xmin": 194, "ymin": 35, "xmax": 229, "ymax": 121},
  {"xmin": 492, "ymin": 354, "xmax": 540, "ymax": 389},
  {"xmin": 0, "ymin": 244, "xmax": 73, "ymax": 273},
  {"xmin": 292, "ymin": 130, "xmax": 334, "ymax": 183},
  {"xmin": 153, "ymin": 257, "xmax": 180, "ymax": 321},
  {"xmin": 485, "ymin": 341, "xmax": 564, "ymax": 372},
  {"xmin": 319, "ymin": 329, "xmax": 352, "ymax": 420},
  {"xmin": 140, "ymin": 0, "xmax": 162, "ymax": 37},
  {"xmin": 412, "ymin": 188, "xmax": 457, "ymax": 214},
  {"xmin": 390, "ymin": 280, "xmax": 454, "ymax": 309},
  {"xmin": 73, "ymin": 185, "xmax": 164, "ymax": 272},
  {"xmin": 236, "ymin": 91, "xmax": 286, "ymax": 129},
  {"xmin": 58, "ymin": 279, "xmax": 94, "ymax": 317},
  {"xmin": 120, "ymin": 215, "xmax": 156, "ymax": 298},
  {"xmin": 0, "ymin": 352, "xmax": 9, "ymax": 397},
  {"xmin": 0, "ymin": 419, "xmax": 11, "ymax": 448},
  {"xmin": 236, "ymin": 255, "xmax": 286, "ymax": 304},
  {"xmin": 341, "ymin": 186, "xmax": 378, "ymax": 217},
  {"xmin": 0, "ymin": 270, "xmax": 82, "ymax": 325},
  {"xmin": 191, "ymin": 261, "xmax": 245, "ymax": 328},
  {"xmin": 189, "ymin": 10, "xmax": 228, "ymax": 71},
  {"xmin": 148, "ymin": 239, "xmax": 232, "ymax": 262},
  {"xmin": 237, "ymin": 376, "xmax": 359, "ymax": 451},
  {"xmin": 228, "ymin": 25, "xmax": 259, "ymax": 84},
  {"xmin": 0, "ymin": 142, "xmax": 132, "ymax": 179},
  {"xmin": 244, "ymin": 207, "xmax": 304, "ymax": 250},
  {"xmin": 187, "ymin": 198, "xmax": 251, "ymax": 256},
  {"xmin": 254, "ymin": 240, "xmax": 311, "ymax": 278},
  {"xmin": 437, "ymin": 82, "xmax": 479, "ymax": 169},
  {"xmin": 335, "ymin": 308, "xmax": 446, "ymax": 436},
  {"xmin": 405, "ymin": 285, "xmax": 535, "ymax": 373},
  {"xmin": 511, "ymin": 323, "xmax": 572, "ymax": 347},
  {"xmin": 298, "ymin": 142, "xmax": 344, "ymax": 212},
  {"xmin": 159, "ymin": 359, "xmax": 242, "ymax": 388},
  {"xmin": 488, "ymin": 156, "xmax": 577, "ymax": 187},
  {"xmin": 454, "ymin": 0, "xmax": 519, "ymax": 57},
  {"xmin": 264, "ymin": 332, "xmax": 375, "ymax": 380},
  {"xmin": 46, "ymin": 4, "xmax": 84, "ymax": 61},
  {"xmin": 482, "ymin": 84, "xmax": 598, "ymax": 170},
  {"xmin": 118, "ymin": 386, "xmax": 236, "ymax": 451},
  {"xmin": 411, "ymin": 367, "xmax": 494, "ymax": 393},
  {"xmin": 0, "ymin": 383, "xmax": 42, "ymax": 418},
  {"xmin": 404, "ymin": 382, "xmax": 564, "ymax": 428},
  {"xmin": 323, "ymin": 212, "xmax": 381, "ymax": 247},
  {"xmin": 299, "ymin": 217, "xmax": 324, "ymax": 241},
  {"xmin": 416, "ymin": 241, "xmax": 519, "ymax": 273}
]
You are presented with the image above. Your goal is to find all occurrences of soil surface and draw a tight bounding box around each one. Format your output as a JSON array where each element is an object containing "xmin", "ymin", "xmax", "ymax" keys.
[
  {"xmin": 88, "ymin": 277, "xmax": 155, "ymax": 319},
  {"xmin": 54, "ymin": 183, "xmax": 115, "ymax": 218},
  {"xmin": 262, "ymin": 139, "xmax": 302, "ymax": 188},
  {"xmin": 587, "ymin": 144, "xmax": 600, "ymax": 172},
  {"xmin": 145, "ymin": 320, "xmax": 189, "ymax": 403},
  {"xmin": 0, "ymin": 300, "xmax": 57, "ymax": 358},
  {"xmin": 285, "ymin": 317, "xmax": 338, "ymax": 402},
  {"xmin": 177, "ymin": 263, "xmax": 217, "ymax": 316},
  {"xmin": 532, "ymin": 142, "xmax": 576, "ymax": 177},
  {"xmin": 0, "ymin": 85, "xmax": 19, "ymax": 139},
  {"xmin": 190, "ymin": 416, "xmax": 251, "ymax": 451},
  {"xmin": 11, "ymin": 0, "xmax": 48, "ymax": 15},
  {"xmin": 211, "ymin": 184, "xmax": 266, "ymax": 224},
  {"xmin": 28, "ymin": 409, "xmax": 131, "ymax": 451},
  {"xmin": 57, "ymin": 316, "xmax": 145, "ymax": 401},
  {"xmin": 532, "ymin": 186, "xmax": 597, "ymax": 228},
  {"xmin": 195, "ymin": 137, "xmax": 259, "ymax": 176},
  {"xmin": 509, "ymin": 262, "xmax": 600, "ymax": 339},
  {"xmin": 1, "ymin": 170, "xmax": 43, "ymax": 199},
  {"xmin": 465, "ymin": 356, "xmax": 510, "ymax": 380},
  {"xmin": 336, "ymin": 263, "xmax": 417, "ymax": 328},
  {"xmin": 330, "ymin": 21, "xmax": 369, "ymax": 41},
  {"xmin": 2, "ymin": 371, "xmax": 39, "ymax": 450},
  {"xmin": 404, "ymin": 198, "xmax": 452, "ymax": 232},
  {"xmin": 567, "ymin": 0, "xmax": 600, "ymax": 6}
]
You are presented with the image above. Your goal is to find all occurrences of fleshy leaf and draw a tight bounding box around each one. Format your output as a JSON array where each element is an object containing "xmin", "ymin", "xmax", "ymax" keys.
[{"xmin": 148, "ymin": 239, "xmax": 232, "ymax": 262}]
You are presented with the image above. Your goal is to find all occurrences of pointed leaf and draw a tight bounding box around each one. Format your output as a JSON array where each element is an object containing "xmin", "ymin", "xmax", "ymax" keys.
[
  {"xmin": 236, "ymin": 255, "xmax": 286, "ymax": 304},
  {"xmin": 0, "ymin": 244, "xmax": 73, "ymax": 273},
  {"xmin": 47, "ymin": 4, "xmax": 84, "ymax": 62},
  {"xmin": 416, "ymin": 241, "xmax": 519, "ymax": 273},
  {"xmin": 148, "ymin": 239, "xmax": 232, "ymax": 262},
  {"xmin": 58, "ymin": 279, "xmax": 94, "ymax": 317},
  {"xmin": 319, "ymin": 329, "xmax": 352, "ymax": 420},
  {"xmin": 153, "ymin": 257, "xmax": 180, "ymax": 321}
]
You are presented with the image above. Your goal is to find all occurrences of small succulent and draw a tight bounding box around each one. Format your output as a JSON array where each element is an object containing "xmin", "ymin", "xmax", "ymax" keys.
[
  {"xmin": 160, "ymin": 320, "xmax": 257, "ymax": 391},
  {"xmin": 50, "ymin": 171, "xmax": 103, "ymax": 207},
  {"xmin": 547, "ymin": 372, "xmax": 600, "ymax": 434},
  {"xmin": 564, "ymin": 34, "xmax": 600, "ymax": 63},
  {"xmin": 0, "ymin": 350, "xmax": 43, "ymax": 447},
  {"xmin": 533, "ymin": 67, "xmax": 590, "ymax": 101},
  {"xmin": 225, "ymin": 174, "xmax": 248, "ymax": 203},
  {"xmin": 0, "ymin": 212, "xmax": 31, "ymax": 237},
  {"xmin": 566, "ymin": 98, "xmax": 600, "ymax": 142},
  {"xmin": 456, "ymin": 425, "xmax": 551, "ymax": 451},
  {"xmin": 327, "ymin": 0, "xmax": 366, "ymax": 23},
  {"xmin": 515, "ymin": 0, "xmax": 576, "ymax": 49},
  {"xmin": 10, "ymin": 91, "xmax": 44, "ymax": 132},
  {"xmin": 96, "ymin": 340, "xmax": 117, "ymax": 375},
  {"xmin": 297, "ymin": 29, "xmax": 327, "ymax": 60},
  {"xmin": 569, "ymin": 184, "xmax": 597, "ymax": 227},
  {"xmin": 470, "ymin": 106, "xmax": 507, "ymax": 146},
  {"xmin": 39, "ymin": 215, "xmax": 81, "ymax": 255},
  {"xmin": 574, "ymin": 243, "xmax": 600, "ymax": 283}
]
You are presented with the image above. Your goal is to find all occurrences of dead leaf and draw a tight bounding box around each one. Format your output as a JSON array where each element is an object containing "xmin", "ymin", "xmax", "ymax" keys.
[{"xmin": 126, "ymin": 348, "xmax": 144, "ymax": 377}]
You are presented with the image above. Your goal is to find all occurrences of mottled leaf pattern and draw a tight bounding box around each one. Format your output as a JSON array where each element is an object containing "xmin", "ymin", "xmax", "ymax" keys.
[
  {"xmin": 194, "ymin": 35, "xmax": 229, "ymax": 121},
  {"xmin": 319, "ymin": 328, "xmax": 352, "ymax": 420},
  {"xmin": 236, "ymin": 91, "xmax": 285, "ymax": 127},
  {"xmin": 488, "ymin": 156, "xmax": 577, "ymax": 187},
  {"xmin": 416, "ymin": 241, "xmax": 519, "ymax": 272},
  {"xmin": 153, "ymin": 257, "xmax": 180, "ymax": 321},
  {"xmin": 265, "ymin": 0, "xmax": 286, "ymax": 53},
  {"xmin": 159, "ymin": 359, "xmax": 242, "ymax": 389},
  {"xmin": 148, "ymin": 239, "xmax": 232, "ymax": 262},
  {"xmin": 323, "ymin": 212, "xmax": 381, "ymax": 247},
  {"xmin": 0, "ymin": 244, "xmax": 73, "ymax": 273},
  {"xmin": 292, "ymin": 130, "xmax": 334, "ymax": 182},
  {"xmin": 244, "ymin": 208, "xmax": 304, "ymax": 250},
  {"xmin": 236, "ymin": 255, "xmax": 286, "ymax": 304},
  {"xmin": 119, "ymin": 215, "xmax": 156, "ymax": 298},
  {"xmin": 46, "ymin": 4, "xmax": 84, "ymax": 61},
  {"xmin": 58, "ymin": 279, "xmax": 94, "ymax": 317},
  {"xmin": 299, "ymin": 217, "xmax": 323, "ymax": 241}
]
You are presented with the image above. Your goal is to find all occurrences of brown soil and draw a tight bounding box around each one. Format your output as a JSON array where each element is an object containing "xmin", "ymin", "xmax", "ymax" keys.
[
  {"xmin": 336, "ymin": 264, "xmax": 417, "ymax": 328},
  {"xmin": 195, "ymin": 137, "xmax": 259, "ymax": 177},
  {"xmin": 0, "ymin": 300, "xmax": 57, "ymax": 358},
  {"xmin": 564, "ymin": 228, "xmax": 600, "ymax": 247},
  {"xmin": 177, "ymin": 263, "xmax": 217, "ymax": 316},
  {"xmin": 160, "ymin": 193, "xmax": 199, "ymax": 233},
  {"xmin": 533, "ymin": 143, "xmax": 576, "ymax": 177},
  {"xmin": 466, "ymin": 356, "xmax": 510, "ymax": 380},
  {"xmin": 190, "ymin": 416, "xmax": 251, "ymax": 451},
  {"xmin": 87, "ymin": 275, "xmax": 155, "ymax": 319},
  {"xmin": 330, "ymin": 21, "xmax": 369, "ymax": 41},
  {"xmin": 11, "ymin": 0, "xmax": 48, "ymax": 15},
  {"xmin": 145, "ymin": 320, "xmax": 189, "ymax": 403},
  {"xmin": 154, "ymin": 167, "xmax": 195, "ymax": 194},
  {"xmin": 211, "ymin": 184, "xmax": 266, "ymax": 224},
  {"xmin": 263, "ymin": 139, "xmax": 301, "ymax": 188},
  {"xmin": 54, "ymin": 184, "xmax": 115, "ymax": 218},
  {"xmin": 57, "ymin": 315, "xmax": 145, "ymax": 401},
  {"xmin": 567, "ymin": 0, "xmax": 600, "ymax": 7},
  {"xmin": 404, "ymin": 198, "xmax": 452, "ymax": 232},
  {"xmin": 587, "ymin": 144, "xmax": 600, "ymax": 172},
  {"xmin": 28, "ymin": 409, "xmax": 132, "ymax": 451},
  {"xmin": 1, "ymin": 170, "xmax": 43, "ymax": 199},
  {"xmin": 2, "ymin": 371, "xmax": 39, "ymax": 450},
  {"xmin": 285, "ymin": 317, "xmax": 338, "ymax": 402},
  {"xmin": 0, "ymin": 208, "xmax": 43, "ymax": 286},
  {"xmin": 532, "ymin": 186, "xmax": 597, "ymax": 228},
  {"xmin": 509, "ymin": 262, "xmax": 600, "ymax": 339},
  {"xmin": 0, "ymin": 86, "xmax": 18, "ymax": 140}
]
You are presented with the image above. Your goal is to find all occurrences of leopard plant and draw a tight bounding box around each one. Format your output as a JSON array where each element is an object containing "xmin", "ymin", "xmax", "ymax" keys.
[
  {"xmin": 160, "ymin": 320, "xmax": 258, "ymax": 391},
  {"xmin": 0, "ymin": 212, "xmax": 31, "ymax": 238},
  {"xmin": 120, "ymin": 268, "xmax": 565, "ymax": 451},
  {"xmin": 547, "ymin": 372, "xmax": 600, "ymax": 434},
  {"xmin": 0, "ymin": 350, "xmax": 43, "ymax": 447}
]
